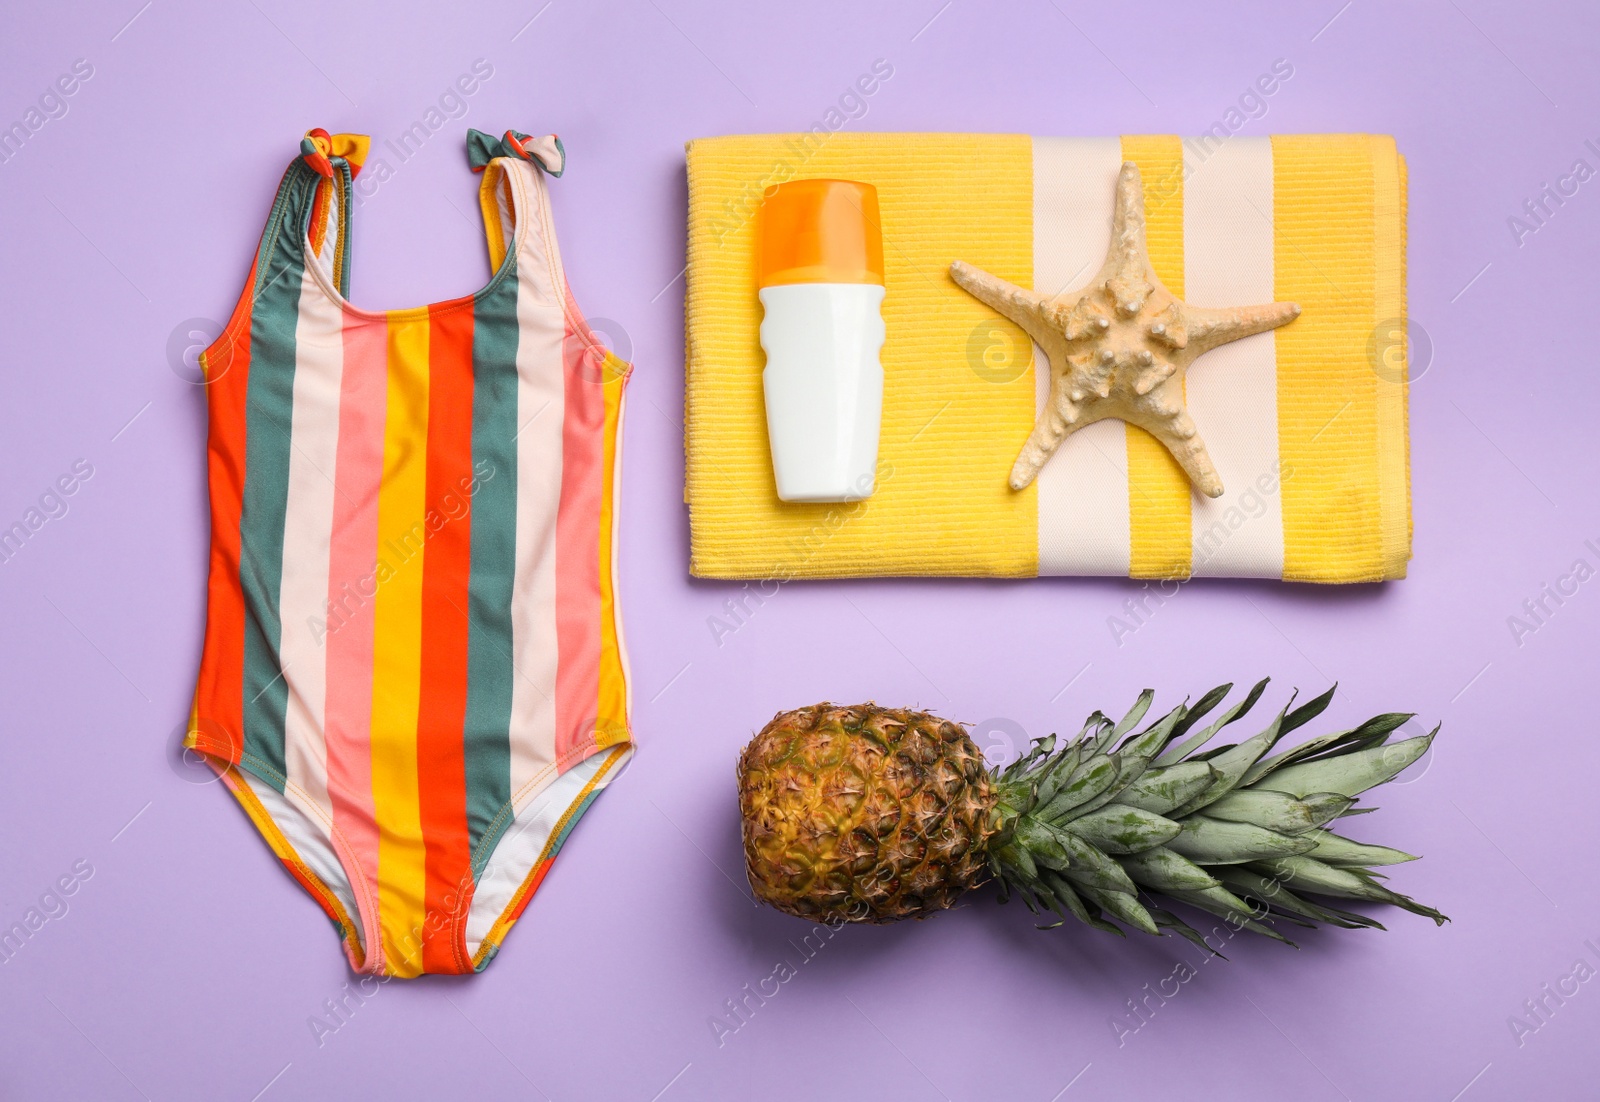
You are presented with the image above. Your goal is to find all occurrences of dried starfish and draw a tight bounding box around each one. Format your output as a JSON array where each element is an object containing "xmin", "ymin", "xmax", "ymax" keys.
[{"xmin": 951, "ymin": 161, "xmax": 1301, "ymax": 497}]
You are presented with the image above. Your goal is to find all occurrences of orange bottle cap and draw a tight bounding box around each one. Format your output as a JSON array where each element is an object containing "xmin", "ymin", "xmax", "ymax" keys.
[{"xmin": 756, "ymin": 178, "xmax": 884, "ymax": 287}]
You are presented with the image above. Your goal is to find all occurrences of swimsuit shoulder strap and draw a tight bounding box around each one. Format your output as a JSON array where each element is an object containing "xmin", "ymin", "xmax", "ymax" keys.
[
  {"xmin": 205, "ymin": 129, "xmax": 368, "ymax": 379},
  {"xmin": 465, "ymin": 128, "xmax": 565, "ymax": 289},
  {"xmin": 261, "ymin": 129, "xmax": 369, "ymax": 300}
]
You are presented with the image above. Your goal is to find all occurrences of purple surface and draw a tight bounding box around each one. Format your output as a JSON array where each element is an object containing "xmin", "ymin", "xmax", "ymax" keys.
[{"xmin": 1, "ymin": 1, "xmax": 1596, "ymax": 1098}]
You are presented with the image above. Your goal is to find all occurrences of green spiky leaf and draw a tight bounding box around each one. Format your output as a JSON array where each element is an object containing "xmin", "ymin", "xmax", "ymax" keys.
[
  {"xmin": 1258, "ymin": 731, "xmax": 1436, "ymax": 798},
  {"xmin": 1062, "ymin": 805, "xmax": 1183, "ymax": 854}
]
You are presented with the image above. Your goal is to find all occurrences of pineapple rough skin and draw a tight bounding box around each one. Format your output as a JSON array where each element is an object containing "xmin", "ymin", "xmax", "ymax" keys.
[{"xmin": 737, "ymin": 703, "xmax": 1000, "ymax": 923}]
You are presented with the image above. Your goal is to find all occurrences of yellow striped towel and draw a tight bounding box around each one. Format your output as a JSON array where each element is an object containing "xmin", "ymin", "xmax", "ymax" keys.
[{"xmin": 684, "ymin": 133, "xmax": 1410, "ymax": 582}]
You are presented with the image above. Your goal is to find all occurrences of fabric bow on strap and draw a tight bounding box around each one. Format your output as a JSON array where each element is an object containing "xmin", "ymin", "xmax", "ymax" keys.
[
  {"xmin": 467, "ymin": 129, "xmax": 565, "ymax": 177},
  {"xmin": 299, "ymin": 128, "xmax": 371, "ymax": 178}
]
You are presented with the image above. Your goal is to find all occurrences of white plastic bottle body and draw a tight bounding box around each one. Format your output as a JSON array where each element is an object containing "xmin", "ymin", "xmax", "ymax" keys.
[{"xmin": 759, "ymin": 282, "xmax": 886, "ymax": 502}]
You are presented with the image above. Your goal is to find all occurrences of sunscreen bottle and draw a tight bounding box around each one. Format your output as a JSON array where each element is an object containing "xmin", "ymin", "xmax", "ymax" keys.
[{"xmin": 756, "ymin": 179, "xmax": 885, "ymax": 502}]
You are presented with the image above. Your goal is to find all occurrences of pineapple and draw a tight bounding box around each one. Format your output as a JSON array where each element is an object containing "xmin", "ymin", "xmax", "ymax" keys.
[{"xmin": 737, "ymin": 682, "xmax": 1446, "ymax": 945}]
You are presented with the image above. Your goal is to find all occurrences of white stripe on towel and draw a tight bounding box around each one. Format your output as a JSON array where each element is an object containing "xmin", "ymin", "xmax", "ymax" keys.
[
  {"xmin": 1181, "ymin": 136, "xmax": 1284, "ymax": 578},
  {"xmin": 1031, "ymin": 137, "xmax": 1130, "ymax": 577}
]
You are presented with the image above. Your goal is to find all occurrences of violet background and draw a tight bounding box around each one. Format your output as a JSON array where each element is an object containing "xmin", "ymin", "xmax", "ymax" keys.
[{"xmin": 1, "ymin": 0, "xmax": 1596, "ymax": 1099}]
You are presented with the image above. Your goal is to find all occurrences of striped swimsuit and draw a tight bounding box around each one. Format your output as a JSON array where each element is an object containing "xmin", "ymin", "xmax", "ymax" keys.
[{"xmin": 188, "ymin": 129, "xmax": 632, "ymax": 977}]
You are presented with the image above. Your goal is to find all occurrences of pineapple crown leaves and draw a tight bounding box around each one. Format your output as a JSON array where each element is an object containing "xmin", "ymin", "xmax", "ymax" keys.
[{"xmin": 985, "ymin": 680, "xmax": 1446, "ymax": 949}]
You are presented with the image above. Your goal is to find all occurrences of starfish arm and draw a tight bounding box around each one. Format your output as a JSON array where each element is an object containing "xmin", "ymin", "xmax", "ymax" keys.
[
  {"xmin": 1008, "ymin": 392, "xmax": 1087, "ymax": 491},
  {"xmin": 949, "ymin": 260, "xmax": 1056, "ymax": 349},
  {"xmin": 1108, "ymin": 161, "xmax": 1148, "ymax": 264},
  {"xmin": 1185, "ymin": 300, "xmax": 1302, "ymax": 353},
  {"xmin": 1132, "ymin": 407, "xmax": 1225, "ymax": 498}
]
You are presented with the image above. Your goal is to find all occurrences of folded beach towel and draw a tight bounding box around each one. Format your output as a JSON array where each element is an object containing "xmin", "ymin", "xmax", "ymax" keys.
[{"xmin": 685, "ymin": 133, "xmax": 1409, "ymax": 582}]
